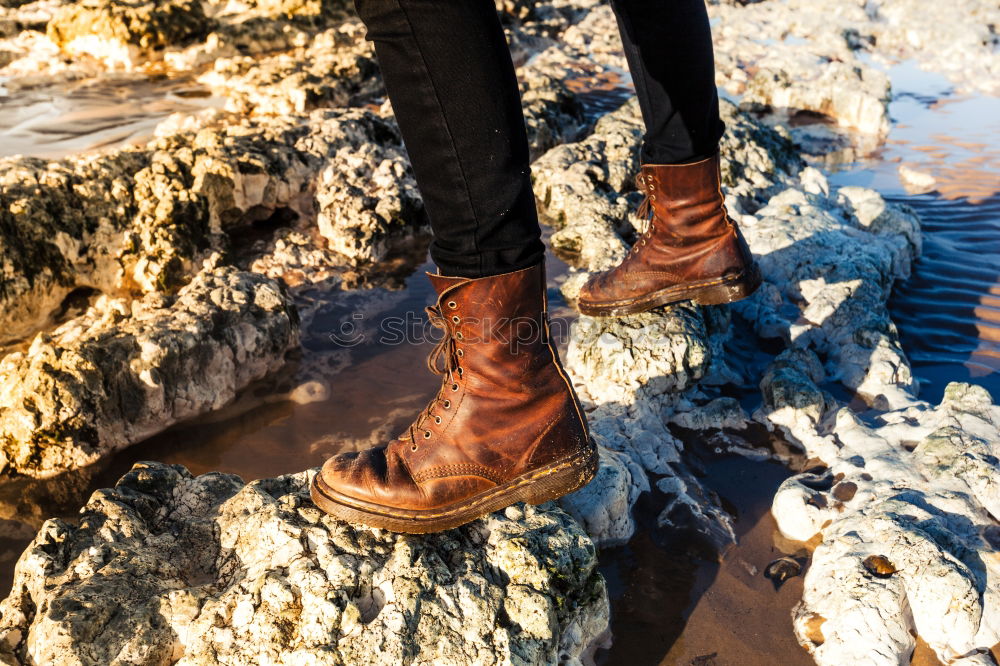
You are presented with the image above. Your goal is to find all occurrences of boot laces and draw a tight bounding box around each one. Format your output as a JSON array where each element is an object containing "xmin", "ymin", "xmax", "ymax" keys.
[
  {"xmin": 405, "ymin": 301, "xmax": 462, "ymax": 447},
  {"xmin": 631, "ymin": 172, "xmax": 657, "ymax": 254}
]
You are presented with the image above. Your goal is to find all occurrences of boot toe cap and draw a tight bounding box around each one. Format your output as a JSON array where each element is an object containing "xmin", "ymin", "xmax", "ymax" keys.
[
  {"xmin": 317, "ymin": 444, "xmax": 423, "ymax": 509},
  {"xmin": 578, "ymin": 270, "xmax": 609, "ymax": 305}
]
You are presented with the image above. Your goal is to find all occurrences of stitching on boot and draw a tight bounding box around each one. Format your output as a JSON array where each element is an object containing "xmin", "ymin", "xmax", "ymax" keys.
[{"xmin": 412, "ymin": 463, "xmax": 505, "ymax": 485}]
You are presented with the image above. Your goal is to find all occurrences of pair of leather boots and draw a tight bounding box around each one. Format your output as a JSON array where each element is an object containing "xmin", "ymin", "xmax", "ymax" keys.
[{"xmin": 311, "ymin": 154, "xmax": 760, "ymax": 532}]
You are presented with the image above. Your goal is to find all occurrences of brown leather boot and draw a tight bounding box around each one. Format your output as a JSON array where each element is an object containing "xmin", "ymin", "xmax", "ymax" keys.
[
  {"xmin": 310, "ymin": 263, "xmax": 597, "ymax": 533},
  {"xmin": 577, "ymin": 153, "xmax": 761, "ymax": 316}
]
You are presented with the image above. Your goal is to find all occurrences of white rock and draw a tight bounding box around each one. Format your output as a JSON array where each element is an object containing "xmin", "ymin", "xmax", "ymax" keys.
[{"xmin": 0, "ymin": 462, "xmax": 610, "ymax": 665}]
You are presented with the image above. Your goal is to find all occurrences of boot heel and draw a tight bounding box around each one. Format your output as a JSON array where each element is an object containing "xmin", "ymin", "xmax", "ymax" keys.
[
  {"xmin": 524, "ymin": 443, "xmax": 600, "ymax": 505},
  {"xmin": 693, "ymin": 264, "xmax": 762, "ymax": 306}
]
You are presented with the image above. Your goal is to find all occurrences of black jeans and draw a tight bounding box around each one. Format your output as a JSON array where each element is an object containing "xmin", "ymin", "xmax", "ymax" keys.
[{"xmin": 354, "ymin": 0, "xmax": 724, "ymax": 278}]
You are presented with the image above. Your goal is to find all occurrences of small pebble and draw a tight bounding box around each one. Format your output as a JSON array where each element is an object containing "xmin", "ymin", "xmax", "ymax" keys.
[
  {"xmin": 765, "ymin": 556, "xmax": 803, "ymax": 589},
  {"xmin": 862, "ymin": 554, "xmax": 897, "ymax": 577}
]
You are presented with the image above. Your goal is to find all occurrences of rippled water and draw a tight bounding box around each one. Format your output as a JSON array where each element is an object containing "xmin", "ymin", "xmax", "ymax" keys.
[
  {"xmin": 0, "ymin": 74, "xmax": 223, "ymax": 158},
  {"xmin": 827, "ymin": 61, "xmax": 1000, "ymax": 404},
  {"xmin": 0, "ymin": 57, "xmax": 996, "ymax": 665}
]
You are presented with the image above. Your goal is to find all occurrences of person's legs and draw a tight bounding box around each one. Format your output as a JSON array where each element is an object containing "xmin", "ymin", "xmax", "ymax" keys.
[
  {"xmin": 578, "ymin": 0, "xmax": 761, "ymax": 316},
  {"xmin": 610, "ymin": 0, "xmax": 725, "ymax": 165},
  {"xmin": 353, "ymin": 0, "xmax": 543, "ymax": 278},
  {"xmin": 312, "ymin": 0, "xmax": 596, "ymax": 533}
]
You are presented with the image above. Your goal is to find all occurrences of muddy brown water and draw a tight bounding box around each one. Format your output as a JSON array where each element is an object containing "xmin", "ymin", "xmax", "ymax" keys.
[{"xmin": 1, "ymin": 59, "xmax": 997, "ymax": 665}]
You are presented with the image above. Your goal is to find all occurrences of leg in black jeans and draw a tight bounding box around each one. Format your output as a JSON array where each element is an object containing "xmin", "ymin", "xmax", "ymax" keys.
[
  {"xmin": 610, "ymin": 0, "xmax": 725, "ymax": 165},
  {"xmin": 352, "ymin": 0, "xmax": 723, "ymax": 278}
]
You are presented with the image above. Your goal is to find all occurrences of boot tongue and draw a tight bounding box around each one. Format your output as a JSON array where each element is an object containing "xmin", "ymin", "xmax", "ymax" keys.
[{"xmin": 426, "ymin": 271, "xmax": 471, "ymax": 297}]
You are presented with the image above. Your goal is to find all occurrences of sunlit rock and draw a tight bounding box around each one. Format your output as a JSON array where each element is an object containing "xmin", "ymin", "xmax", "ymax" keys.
[
  {"xmin": 568, "ymin": 306, "xmax": 710, "ymax": 404},
  {"xmin": 742, "ymin": 59, "xmax": 891, "ymax": 136},
  {"xmin": 559, "ymin": 445, "xmax": 643, "ymax": 548},
  {"xmin": 0, "ymin": 462, "xmax": 609, "ymax": 665},
  {"xmin": 736, "ymin": 184, "xmax": 921, "ymax": 409},
  {"xmin": 531, "ymin": 99, "xmax": 642, "ymax": 270},
  {"xmin": 897, "ymin": 164, "xmax": 937, "ymax": 195},
  {"xmin": 196, "ymin": 21, "xmax": 382, "ymax": 116},
  {"xmin": 765, "ymin": 356, "xmax": 1000, "ymax": 664},
  {"xmin": 0, "ymin": 266, "xmax": 298, "ymax": 478},
  {"xmin": 46, "ymin": 0, "xmax": 211, "ymax": 68},
  {"xmin": 0, "ymin": 144, "xmax": 213, "ymax": 344},
  {"xmin": 0, "ymin": 107, "xmax": 423, "ymax": 348}
]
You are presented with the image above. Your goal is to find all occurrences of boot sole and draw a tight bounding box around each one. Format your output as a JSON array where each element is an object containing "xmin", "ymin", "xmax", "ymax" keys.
[
  {"xmin": 309, "ymin": 441, "xmax": 600, "ymax": 534},
  {"xmin": 578, "ymin": 263, "xmax": 762, "ymax": 317}
]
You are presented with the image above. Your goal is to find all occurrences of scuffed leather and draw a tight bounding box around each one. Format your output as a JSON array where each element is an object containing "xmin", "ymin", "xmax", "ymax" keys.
[
  {"xmin": 579, "ymin": 153, "xmax": 755, "ymax": 308},
  {"xmin": 317, "ymin": 263, "xmax": 590, "ymax": 512}
]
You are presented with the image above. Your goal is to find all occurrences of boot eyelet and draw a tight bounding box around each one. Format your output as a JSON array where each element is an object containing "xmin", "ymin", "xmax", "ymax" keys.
[
  {"xmin": 411, "ymin": 444, "xmax": 418, "ymax": 452},
  {"xmin": 456, "ymin": 349, "xmax": 464, "ymax": 357},
  {"xmin": 451, "ymin": 383, "xmax": 459, "ymax": 392},
  {"xmin": 456, "ymin": 367, "xmax": 463, "ymax": 377},
  {"xmin": 423, "ymin": 430, "xmax": 432, "ymax": 439},
  {"xmin": 447, "ymin": 301, "xmax": 457, "ymax": 309},
  {"xmin": 456, "ymin": 332, "xmax": 464, "ymax": 340},
  {"xmin": 451, "ymin": 315, "xmax": 460, "ymax": 324},
  {"xmin": 443, "ymin": 400, "xmax": 451, "ymax": 409},
  {"xmin": 434, "ymin": 415, "xmax": 442, "ymax": 424}
]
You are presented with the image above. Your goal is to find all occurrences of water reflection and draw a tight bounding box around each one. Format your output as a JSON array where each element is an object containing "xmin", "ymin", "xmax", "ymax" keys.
[
  {"xmin": 826, "ymin": 61, "xmax": 1000, "ymax": 403},
  {"xmin": 0, "ymin": 74, "xmax": 224, "ymax": 158}
]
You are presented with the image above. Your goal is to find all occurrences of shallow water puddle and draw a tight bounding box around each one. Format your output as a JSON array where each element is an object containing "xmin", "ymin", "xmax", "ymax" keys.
[
  {"xmin": 596, "ymin": 454, "xmax": 812, "ymax": 666},
  {"xmin": 0, "ymin": 73, "xmax": 224, "ymax": 158},
  {"xmin": 826, "ymin": 61, "xmax": 1000, "ymax": 404}
]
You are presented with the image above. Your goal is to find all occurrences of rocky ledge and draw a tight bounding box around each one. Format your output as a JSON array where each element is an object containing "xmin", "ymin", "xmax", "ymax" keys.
[
  {"xmin": 0, "ymin": 266, "xmax": 298, "ymax": 479},
  {"xmin": 0, "ymin": 462, "xmax": 609, "ymax": 665}
]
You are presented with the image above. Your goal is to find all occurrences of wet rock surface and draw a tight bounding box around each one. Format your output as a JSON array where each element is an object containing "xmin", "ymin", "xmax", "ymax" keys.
[{"xmin": 0, "ymin": 462, "xmax": 609, "ymax": 664}]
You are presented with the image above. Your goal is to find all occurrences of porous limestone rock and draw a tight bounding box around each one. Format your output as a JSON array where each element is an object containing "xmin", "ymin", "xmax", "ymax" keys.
[
  {"xmin": 709, "ymin": 0, "xmax": 999, "ymax": 102},
  {"xmin": 0, "ymin": 147, "xmax": 208, "ymax": 345},
  {"xmin": 765, "ymin": 375, "xmax": 1000, "ymax": 664},
  {"xmin": 710, "ymin": 2, "xmax": 891, "ymax": 135},
  {"xmin": 567, "ymin": 305, "xmax": 710, "ymax": 405},
  {"xmin": 307, "ymin": 111, "xmax": 426, "ymax": 265},
  {"xmin": 196, "ymin": 21, "xmax": 382, "ymax": 117},
  {"xmin": 558, "ymin": 445, "xmax": 643, "ymax": 549},
  {"xmin": 531, "ymin": 99, "xmax": 642, "ymax": 270},
  {"xmin": 0, "ymin": 266, "xmax": 298, "ymax": 478},
  {"xmin": 46, "ymin": 0, "xmax": 212, "ymax": 68},
  {"xmin": 0, "ymin": 107, "xmax": 423, "ymax": 346},
  {"xmin": 160, "ymin": 108, "xmax": 424, "ymax": 267},
  {"xmin": 873, "ymin": 0, "xmax": 1000, "ymax": 95},
  {"xmin": 741, "ymin": 56, "xmax": 891, "ymax": 136},
  {"xmin": 736, "ymin": 184, "xmax": 920, "ymax": 408},
  {"xmin": 0, "ymin": 461, "xmax": 610, "ymax": 665},
  {"xmin": 37, "ymin": 0, "xmax": 354, "ymax": 71},
  {"xmin": 517, "ymin": 60, "xmax": 587, "ymax": 161},
  {"xmin": 734, "ymin": 156, "xmax": 993, "ymax": 663},
  {"xmin": 563, "ymin": 309, "xmax": 737, "ymax": 550}
]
